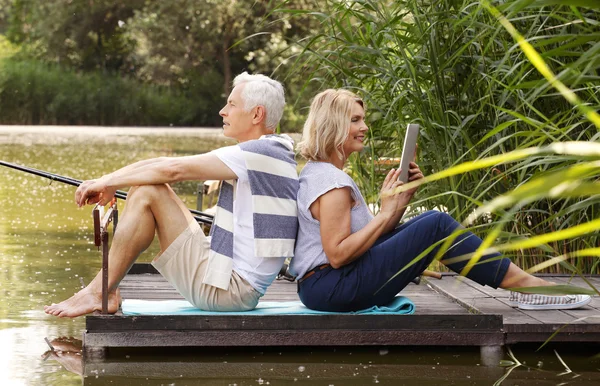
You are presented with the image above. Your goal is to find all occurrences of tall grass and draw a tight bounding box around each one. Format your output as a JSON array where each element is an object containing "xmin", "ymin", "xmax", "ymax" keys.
[{"xmin": 277, "ymin": 0, "xmax": 600, "ymax": 274}]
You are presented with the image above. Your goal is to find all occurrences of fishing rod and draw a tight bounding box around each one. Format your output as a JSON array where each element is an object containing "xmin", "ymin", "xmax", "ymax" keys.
[{"xmin": 0, "ymin": 160, "xmax": 214, "ymax": 225}]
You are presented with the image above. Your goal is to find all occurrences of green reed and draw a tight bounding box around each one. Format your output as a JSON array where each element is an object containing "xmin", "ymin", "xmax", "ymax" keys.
[{"xmin": 277, "ymin": 0, "xmax": 600, "ymax": 274}]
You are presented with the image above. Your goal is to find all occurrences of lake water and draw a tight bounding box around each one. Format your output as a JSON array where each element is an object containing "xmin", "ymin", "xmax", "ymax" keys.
[{"xmin": 0, "ymin": 126, "xmax": 599, "ymax": 385}]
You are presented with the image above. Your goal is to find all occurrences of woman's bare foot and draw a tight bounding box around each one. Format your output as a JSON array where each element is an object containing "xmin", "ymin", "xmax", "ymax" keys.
[{"xmin": 44, "ymin": 287, "xmax": 121, "ymax": 317}]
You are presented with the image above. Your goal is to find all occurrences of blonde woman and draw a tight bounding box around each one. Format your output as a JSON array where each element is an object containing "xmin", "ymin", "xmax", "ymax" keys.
[{"xmin": 290, "ymin": 89, "xmax": 591, "ymax": 312}]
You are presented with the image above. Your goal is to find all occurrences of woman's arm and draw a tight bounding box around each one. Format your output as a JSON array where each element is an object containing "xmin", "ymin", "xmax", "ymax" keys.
[
  {"xmin": 312, "ymin": 169, "xmax": 403, "ymax": 269},
  {"xmin": 312, "ymin": 187, "xmax": 391, "ymax": 268}
]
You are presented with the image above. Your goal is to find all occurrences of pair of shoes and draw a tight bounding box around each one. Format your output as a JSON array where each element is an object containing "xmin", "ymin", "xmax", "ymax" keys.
[{"xmin": 508, "ymin": 291, "xmax": 591, "ymax": 310}]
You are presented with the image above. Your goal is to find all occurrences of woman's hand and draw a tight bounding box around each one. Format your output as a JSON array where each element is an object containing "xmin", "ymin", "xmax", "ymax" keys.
[
  {"xmin": 378, "ymin": 162, "xmax": 424, "ymax": 234},
  {"xmin": 75, "ymin": 176, "xmax": 116, "ymax": 207},
  {"xmin": 379, "ymin": 168, "xmax": 403, "ymax": 217},
  {"xmin": 399, "ymin": 161, "xmax": 424, "ymax": 200}
]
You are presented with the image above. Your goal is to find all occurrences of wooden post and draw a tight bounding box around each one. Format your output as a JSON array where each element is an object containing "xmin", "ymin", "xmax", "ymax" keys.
[
  {"xmin": 113, "ymin": 207, "xmax": 118, "ymax": 235},
  {"xmin": 93, "ymin": 208, "xmax": 101, "ymax": 247},
  {"xmin": 196, "ymin": 182, "xmax": 204, "ymax": 211},
  {"xmin": 480, "ymin": 345, "xmax": 504, "ymax": 366},
  {"xmin": 92, "ymin": 199, "xmax": 117, "ymax": 315},
  {"xmin": 102, "ymin": 231, "xmax": 109, "ymax": 314}
]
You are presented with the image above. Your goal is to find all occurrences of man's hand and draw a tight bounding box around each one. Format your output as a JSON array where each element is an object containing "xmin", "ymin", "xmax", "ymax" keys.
[{"xmin": 75, "ymin": 177, "xmax": 116, "ymax": 207}]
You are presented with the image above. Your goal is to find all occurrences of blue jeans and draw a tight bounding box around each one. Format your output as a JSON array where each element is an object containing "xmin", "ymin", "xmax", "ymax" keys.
[{"xmin": 298, "ymin": 210, "xmax": 511, "ymax": 312}]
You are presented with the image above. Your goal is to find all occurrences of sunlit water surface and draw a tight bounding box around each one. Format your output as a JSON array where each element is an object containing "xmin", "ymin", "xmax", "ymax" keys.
[{"xmin": 0, "ymin": 126, "xmax": 598, "ymax": 385}]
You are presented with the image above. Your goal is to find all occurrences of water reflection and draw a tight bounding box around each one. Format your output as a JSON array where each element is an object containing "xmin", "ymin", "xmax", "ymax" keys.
[
  {"xmin": 37, "ymin": 337, "xmax": 600, "ymax": 385},
  {"xmin": 42, "ymin": 337, "xmax": 83, "ymax": 376},
  {"xmin": 0, "ymin": 127, "xmax": 232, "ymax": 384},
  {"xmin": 2, "ymin": 128, "xmax": 599, "ymax": 385}
]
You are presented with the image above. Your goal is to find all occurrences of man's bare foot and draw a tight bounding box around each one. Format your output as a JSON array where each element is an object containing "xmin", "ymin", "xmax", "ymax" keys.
[{"xmin": 44, "ymin": 287, "xmax": 121, "ymax": 317}]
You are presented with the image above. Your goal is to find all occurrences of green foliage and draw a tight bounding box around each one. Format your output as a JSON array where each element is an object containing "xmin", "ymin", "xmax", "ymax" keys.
[
  {"xmin": 124, "ymin": 0, "xmax": 318, "ymax": 129},
  {"xmin": 279, "ymin": 0, "xmax": 600, "ymax": 273},
  {"xmin": 0, "ymin": 0, "xmax": 12, "ymax": 33},
  {"xmin": 0, "ymin": 58, "xmax": 207, "ymax": 126},
  {"xmin": 0, "ymin": 0, "xmax": 318, "ymax": 129},
  {"xmin": 7, "ymin": 0, "xmax": 144, "ymax": 71},
  {"xmin": 0, "ymin": 33, "xmax": 17, "ymax": 58}
]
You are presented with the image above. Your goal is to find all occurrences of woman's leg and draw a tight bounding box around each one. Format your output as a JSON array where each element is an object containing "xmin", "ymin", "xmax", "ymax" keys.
[
  {"xmin": 306, "ymin": 211, "xmax": 465, "ymax": 310},
  {"xmin": 345, "ymin": 211, "xmax": 514, "ymax": 309},
  {"xmin": 375, "ymin": 213, "xmax": 560, "ymax": 293},
  {"xmin": 499, "ymin": 262, "xmax": 555, "ymax": 288},
  {"xmin": 371, "ymin": 210, "xmax": 440, "ymax": 247},
  {"xmin": 300, "ymin": 211, "xmax": 589, "ymax": 311}
]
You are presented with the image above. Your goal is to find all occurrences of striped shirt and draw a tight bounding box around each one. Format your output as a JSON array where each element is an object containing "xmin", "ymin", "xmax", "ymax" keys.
[{"xmin": 204, "ymin": 135, "xmax": 299, "ymax": 292}]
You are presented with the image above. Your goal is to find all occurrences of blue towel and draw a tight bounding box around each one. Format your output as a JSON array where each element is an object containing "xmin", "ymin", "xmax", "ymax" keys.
[{"xmin": 122, "ymin": 296, "xmax": 415, "ymax": 316}]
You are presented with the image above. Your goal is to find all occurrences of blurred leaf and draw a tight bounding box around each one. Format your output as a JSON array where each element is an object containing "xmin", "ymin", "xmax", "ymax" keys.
[{"xmin": 509, "ymin": 284, "xmax": 597, "ymax": 295}]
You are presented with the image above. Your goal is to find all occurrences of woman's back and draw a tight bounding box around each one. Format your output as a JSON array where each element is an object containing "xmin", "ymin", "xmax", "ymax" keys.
[{"xmin": 290, "ymin": 161, "xmax": 373, "ymax": 278}]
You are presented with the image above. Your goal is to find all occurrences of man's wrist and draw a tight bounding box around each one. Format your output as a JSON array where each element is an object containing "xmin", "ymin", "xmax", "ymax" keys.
[{"xmin": 100, "ymin": 174, "xmax": 115, "ymax": 189}]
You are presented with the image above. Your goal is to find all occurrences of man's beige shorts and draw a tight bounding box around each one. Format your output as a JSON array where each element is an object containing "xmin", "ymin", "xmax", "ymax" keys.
[{"xmin": 152, "ymin": 221, "xmax": 261, "ymax": 311}]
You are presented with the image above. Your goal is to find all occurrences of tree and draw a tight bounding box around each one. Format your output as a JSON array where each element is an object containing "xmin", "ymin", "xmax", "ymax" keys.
[
  {"xmin": 128, "ymin": 0, "xmax": 282, "ymax": 95},
  {"xmin": 7, "ymin": 0, "xmax": 145, "ymax": 72},
  {"xmin": 0, "ymin": 0, "xmax": 13, "ymax": 33}
]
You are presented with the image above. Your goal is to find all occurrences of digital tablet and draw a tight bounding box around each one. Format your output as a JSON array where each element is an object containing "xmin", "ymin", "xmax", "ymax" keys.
[{"xmin": 398, "ymin": 124, "xmax": 420, "ymax": 183}]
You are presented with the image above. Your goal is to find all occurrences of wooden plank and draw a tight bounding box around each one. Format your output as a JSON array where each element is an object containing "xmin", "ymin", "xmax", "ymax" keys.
[
  {"xmin": 127, "ymin": 264, "xmax": 160, "ymax": 275},
  {"xmin": 503, "ymin": 322, "xmax": 600, "ymax": 334},
  {"xmin": 425, "ymin": 276, "xmax": 542, "ymax": 325},
  {"xmin": 84, "ymin": 329, "xmax": 504, "ymax": 349},
  {"xmin": 86, "ymin": 313, "xmax": 502, "ymax": 331},
  {"xmin": 459, "ymin": 277, "xmax": 510, "ymax": 301},
  {"xmin": 98, "ymin": 264, "xmax": 600, "ymax": 348},
  {"xmin": 82, "ymin": 361, "xmax": 505, "ymax": 381},
  {"xmin": 426, "ymin": 275, "xmax": 594, "ymax": 325},
  {"xmin": 503, "ymin": 322, "xmax": 600, "ymax": 344},
  {"xmin": 460, "ymin": 276, "xmax": 590, "ymax": 325},
  {"xmin": 465, "ymin": 275, "xmax": 598, "ymax": 324},
  {"xmin": 505, "ymin": 331, "xmax": 600, "ymax": 344},
  {"xmin": 118, "ymin": 270, "xmax": 471, "ymax": 315}
]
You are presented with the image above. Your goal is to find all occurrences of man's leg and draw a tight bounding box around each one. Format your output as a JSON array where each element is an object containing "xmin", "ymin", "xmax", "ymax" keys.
[{"xmin": 44, "ymin": 184, "xmax": 195, "ymax": 317}]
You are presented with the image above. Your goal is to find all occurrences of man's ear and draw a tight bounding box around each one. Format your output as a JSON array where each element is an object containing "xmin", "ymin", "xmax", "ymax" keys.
[{"xmin": 252, "ymin": 105, "xmax": 266, "ymax": 125}]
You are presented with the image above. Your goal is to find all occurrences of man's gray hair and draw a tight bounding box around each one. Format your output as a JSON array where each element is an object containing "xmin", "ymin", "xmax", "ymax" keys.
[{"xmin": 233, "ymin": 72, "xmax": 285, "ymax": 131}]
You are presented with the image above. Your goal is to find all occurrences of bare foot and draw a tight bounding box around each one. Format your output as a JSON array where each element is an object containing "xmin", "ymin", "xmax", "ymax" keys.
[
  {"xmin": 42, "ymin": 348, "xmax": 83, "ymax": 376},
  {"xmin": 52, "ymin": 351, "xmax": 83, "ymax": 375},
  {"xmin": 44, "ymin": 287, "xmax": 121, "ymax": 317}
]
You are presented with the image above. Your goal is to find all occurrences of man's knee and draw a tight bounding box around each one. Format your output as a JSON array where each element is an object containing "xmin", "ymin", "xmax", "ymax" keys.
[{"xmin": 128, "ymin": 184, "xmax": 172, "ymax": 204}]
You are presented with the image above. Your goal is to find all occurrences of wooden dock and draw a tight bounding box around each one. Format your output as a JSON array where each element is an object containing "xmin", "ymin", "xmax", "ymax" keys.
[{"xmin": 83, "ymin": 264, "xmax": 600, "ymax": 363}]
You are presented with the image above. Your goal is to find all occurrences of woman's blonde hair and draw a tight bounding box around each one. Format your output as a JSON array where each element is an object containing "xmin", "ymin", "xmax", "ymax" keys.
[{"xmin": 297, "ymin": 89, "xmax": 364, "ymax": 161}]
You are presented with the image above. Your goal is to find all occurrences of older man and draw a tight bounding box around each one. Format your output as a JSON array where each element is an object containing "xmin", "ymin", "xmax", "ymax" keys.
[{"xmin": 45, "ymin": 72, "xmax": 298, "ymax": 317}]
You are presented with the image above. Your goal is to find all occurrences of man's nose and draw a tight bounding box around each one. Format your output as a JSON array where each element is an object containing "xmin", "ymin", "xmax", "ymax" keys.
[{"xmin": 219, "ymin": 106, "xmax": 227, "ymax": 116}]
